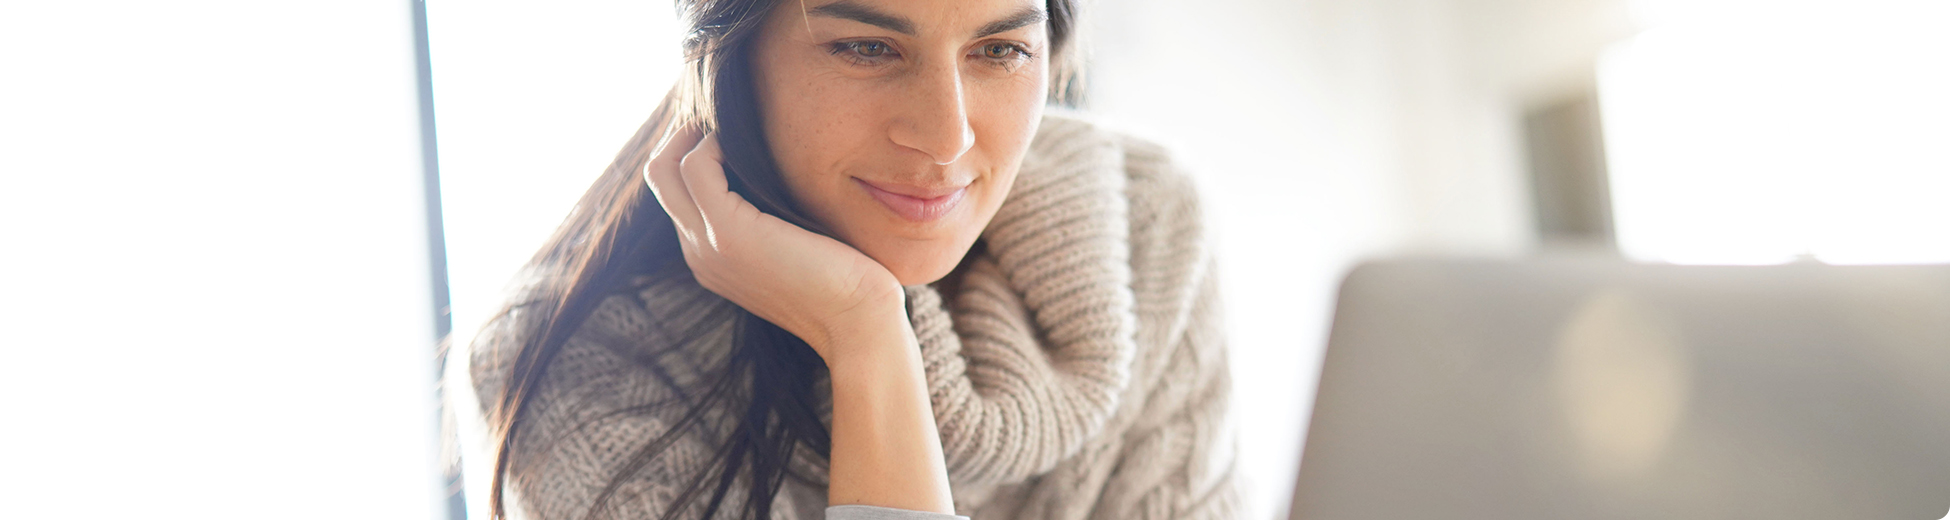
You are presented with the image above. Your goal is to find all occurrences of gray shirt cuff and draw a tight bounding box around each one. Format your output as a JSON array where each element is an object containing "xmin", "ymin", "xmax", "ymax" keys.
[{"xmin": 825, "ymin": 504, "xmax": 969, "ymax": 520}]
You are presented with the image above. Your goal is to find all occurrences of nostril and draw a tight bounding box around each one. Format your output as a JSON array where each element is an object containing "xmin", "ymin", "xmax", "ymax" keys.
[
  {"xmin": 893, "ymin": 109, "xmax": 974, "ymax": 165},
  {"xmin": 936, "ymin": 125, "xmax": 975, "ymax": 165}
]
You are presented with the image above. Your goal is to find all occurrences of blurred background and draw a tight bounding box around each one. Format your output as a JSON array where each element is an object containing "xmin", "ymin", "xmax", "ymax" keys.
[{"xmin": 3, "ymin": 0, "xmax": 1944, "ymax": 519}]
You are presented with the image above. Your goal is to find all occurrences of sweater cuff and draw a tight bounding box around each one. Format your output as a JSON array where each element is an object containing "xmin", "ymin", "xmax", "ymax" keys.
[{"xmin": 825, "ymin": 504, "xmax": 969, "ymax": 520}]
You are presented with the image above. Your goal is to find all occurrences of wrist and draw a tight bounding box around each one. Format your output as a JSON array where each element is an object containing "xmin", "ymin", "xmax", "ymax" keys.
[
  {"xmin": 815, "ymin": 305, "xmax": 921, "ymax": 375},
  {"xmin": 822, "ymin": 307, "xmax": 954, "ymax": 513}
]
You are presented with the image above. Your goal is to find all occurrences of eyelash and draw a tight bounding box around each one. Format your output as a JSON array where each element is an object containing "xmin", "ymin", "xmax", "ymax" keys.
[{"xmin": 827, "ymin": 40, "xmax": 1036, "ymax": 68}]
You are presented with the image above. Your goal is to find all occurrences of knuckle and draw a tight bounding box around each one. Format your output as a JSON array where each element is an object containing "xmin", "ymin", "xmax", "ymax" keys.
[
  {"xmin": 651, "ymin": 143, "xmax": 682, "ymax": 167},
  {"xmin": 678, "ymin": 150, "xmax": 705, "ymax": 174}
]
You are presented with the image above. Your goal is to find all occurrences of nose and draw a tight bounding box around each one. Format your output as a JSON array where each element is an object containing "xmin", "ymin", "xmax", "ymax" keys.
[{"xmin": 888, "ymin": 61, "xmax": 975, "ymax": 165}]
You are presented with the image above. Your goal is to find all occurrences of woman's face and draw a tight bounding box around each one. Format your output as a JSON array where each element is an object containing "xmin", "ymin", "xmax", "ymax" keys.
[{"xmin": 751, "ymin": 0, "xmax": 1050, "ymax": 286}]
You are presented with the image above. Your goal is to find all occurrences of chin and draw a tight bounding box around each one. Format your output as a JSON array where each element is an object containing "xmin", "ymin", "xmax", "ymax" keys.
[{"xmin": 871, "ymin": 239, "xmax": 975, "ymax": 286}]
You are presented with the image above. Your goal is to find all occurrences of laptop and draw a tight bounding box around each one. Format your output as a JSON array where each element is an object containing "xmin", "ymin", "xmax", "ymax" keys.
[{"xmin": 1289, "ymin": 257, "xmax": 1950, "ymax": 520}]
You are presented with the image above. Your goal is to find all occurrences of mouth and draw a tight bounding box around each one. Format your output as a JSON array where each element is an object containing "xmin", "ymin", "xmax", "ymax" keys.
[{"xmin": 854, "ymin": 178, "xmax": 967, "ymax": 222}]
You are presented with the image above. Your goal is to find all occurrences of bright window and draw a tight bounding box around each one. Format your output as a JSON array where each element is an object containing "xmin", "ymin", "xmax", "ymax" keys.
[
  {"xmin": 1599, "ymin": 0, "xmax": 1950, "ymax": 265},
  {"xmin": 423, "ymin": 3, "xmax": 685, "ymax": 518}
]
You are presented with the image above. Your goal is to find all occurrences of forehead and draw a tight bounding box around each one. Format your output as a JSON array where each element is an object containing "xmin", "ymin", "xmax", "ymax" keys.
[{"xmin": 797, "ymin": 0, "xmax": 1047, "ymax": 37}]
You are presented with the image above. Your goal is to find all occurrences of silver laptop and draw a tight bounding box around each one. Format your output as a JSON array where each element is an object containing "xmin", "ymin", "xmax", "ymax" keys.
[{"xmin": 1290, "ymin": 258, "xmax": 1950, "ymax": 520}]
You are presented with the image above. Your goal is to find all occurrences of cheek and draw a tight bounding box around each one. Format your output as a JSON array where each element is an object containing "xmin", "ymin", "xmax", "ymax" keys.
[
  {"xmin": 755, "ymin": 70, "xmax": 888, "ymax": 228},
  {"xmin": 762, "ymin": 78, "xmax": 862, "ymax": 173},
  {"xmin": 969, "ymin": 61, "xmax": 1049, "ymax": 162},
  {"xmin": 967, "ymin": 70, "xmax": 1047, "ymax": 198}
]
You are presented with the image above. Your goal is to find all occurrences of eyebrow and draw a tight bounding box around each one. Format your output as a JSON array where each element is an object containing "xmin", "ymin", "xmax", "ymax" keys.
[
  {"xmin": 808, "ymin": 1, "xmax": 914, "ymax": 35},
  {"xmin": 807, "ymin": 1, "xmax": 1048, "ymax": 38},
  {"xmin": 974, "ymin": 6, "xmax": 1047, "ymax": 38}
]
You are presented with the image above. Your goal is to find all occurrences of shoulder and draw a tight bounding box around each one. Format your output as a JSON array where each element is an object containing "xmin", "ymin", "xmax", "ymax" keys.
[
  {"xmin": 459, "ymin": 274, "xmax": 742, "ymax": 518},
  {"xmin": 465, "ymin": 272, "xmax": 737, "ymax": 422},
  {"xmin": 1030, "ymin": 111, "xmax": 1211, "ymax": 273},
  {"xmin": 1031, "ymin": 111, "xmax": 1206, "ymax": 226}
]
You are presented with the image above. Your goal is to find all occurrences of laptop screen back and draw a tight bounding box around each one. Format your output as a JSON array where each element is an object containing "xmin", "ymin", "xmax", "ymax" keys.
[{"xmin": 1290, "ymin": 258, "xmax": 1950, "ymax": 520}]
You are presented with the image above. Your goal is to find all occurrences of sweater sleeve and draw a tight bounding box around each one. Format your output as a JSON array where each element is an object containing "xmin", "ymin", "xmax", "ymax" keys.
[{"xmin": 468, "ymin": 290, "xmax": 756, "ymax": 520}]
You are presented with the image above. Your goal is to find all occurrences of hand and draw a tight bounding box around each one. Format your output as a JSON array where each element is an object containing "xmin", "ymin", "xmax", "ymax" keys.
[
  {"xmin": 643, "ymin": 126, "xmax": 908, "ymax": 364},
  {"xmin": 648, "ymin": 126, "xmax": 954, "ymax": 514}
]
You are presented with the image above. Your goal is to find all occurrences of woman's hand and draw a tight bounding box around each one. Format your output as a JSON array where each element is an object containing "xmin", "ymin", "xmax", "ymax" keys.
[
  {"xmin": 648, "ymin": 126, "xmax": 956, "ymax": 513},
  {"xmin": 647, "ymin": 125, "xmax": 955, "ymax": 515},
  {"xmin": 642, "ymin": 126, "xmax": 908, "ymax": 365}
]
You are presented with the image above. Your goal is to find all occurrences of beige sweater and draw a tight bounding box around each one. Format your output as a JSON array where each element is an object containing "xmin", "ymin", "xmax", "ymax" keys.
[{"xmin": 466, "ymin": 113, "xmax": 1240, "ymax": 520}]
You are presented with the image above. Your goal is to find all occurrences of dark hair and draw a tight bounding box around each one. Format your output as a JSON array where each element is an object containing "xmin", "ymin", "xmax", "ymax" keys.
[{"xmin": 481, "ymin": 1, "xmax": 1082, "ymax": 519}]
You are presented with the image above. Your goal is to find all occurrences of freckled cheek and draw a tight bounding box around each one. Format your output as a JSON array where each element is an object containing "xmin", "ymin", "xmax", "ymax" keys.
[
  {"xmin": 769, "ymin": 78, "xmax": 888, "ymax": 220},
  {"xmin": 774, "ymin": 81, "xmax": 855, "ymax": 151}
]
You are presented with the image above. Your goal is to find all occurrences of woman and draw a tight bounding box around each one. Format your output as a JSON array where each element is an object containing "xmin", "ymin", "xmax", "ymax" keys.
[{"xmin": 457, "ymin": 0, "xmax": 1238, "ymax": 519}]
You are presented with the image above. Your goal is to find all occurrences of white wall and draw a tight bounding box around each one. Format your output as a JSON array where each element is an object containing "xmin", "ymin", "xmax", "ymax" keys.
[
  {"xmin": 1, "ymin": 2, "xmax": 444, "ymax": 519},
  {"xmin": 1086, "ymin": 2, "xmax": 1410, "ymax": 518},
  {"xmin": 427, "ymin": 0, "xmax": 685, "ymax": 355}
]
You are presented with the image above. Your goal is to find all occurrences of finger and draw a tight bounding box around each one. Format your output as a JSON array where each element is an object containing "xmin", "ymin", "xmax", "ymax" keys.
[
  {"xmin": 644, "ymin": 125, "xmax": 706, "ymax": 238},
  {"xmin": 649, "ymin": 117, "xmax": 703, "ymax": 162},
  {"xmin": 678, "ymin": 134, "xmax": 740, "ymax": 231}
]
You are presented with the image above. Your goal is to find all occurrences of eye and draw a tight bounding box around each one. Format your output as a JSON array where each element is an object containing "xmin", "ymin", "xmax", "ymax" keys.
[
  {"xmin": 852, "ymin": 41, "xmax": 889, "ymax": 57},
  {"xmin": 832, "ymin": 40, "xmax": 895, "ymax": 61},
  {"xmin": 979, "ymin": 42, "xmax": 1028, "ymax": 60}
]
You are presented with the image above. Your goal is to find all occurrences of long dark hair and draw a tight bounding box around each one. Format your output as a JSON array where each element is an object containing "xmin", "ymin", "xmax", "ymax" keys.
[{"xmin": 481, "ymin": 1, "xmax": 1082, "ymax": 519}]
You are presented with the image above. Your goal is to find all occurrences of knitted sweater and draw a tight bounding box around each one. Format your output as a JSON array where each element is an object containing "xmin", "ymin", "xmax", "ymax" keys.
[{"xmin": 465, "ymin": 113, "xmax": 1240, "ymax": 520}]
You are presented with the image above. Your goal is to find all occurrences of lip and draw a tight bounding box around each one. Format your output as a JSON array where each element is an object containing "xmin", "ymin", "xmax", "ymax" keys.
[{"xmin": 855, "ymin": 178, "xmax": 967, "ymax": 222}]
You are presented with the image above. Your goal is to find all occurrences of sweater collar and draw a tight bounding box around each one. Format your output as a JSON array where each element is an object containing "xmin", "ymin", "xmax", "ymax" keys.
[{"xmin": 903, "ymin": 113, "xmax": 1142, "ymax": 484}]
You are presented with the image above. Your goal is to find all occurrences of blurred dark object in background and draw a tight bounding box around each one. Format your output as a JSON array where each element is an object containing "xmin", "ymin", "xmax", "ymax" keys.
[{"xmin": 1525, "ymin": 91, "xmax": 1616, "ymax": 251}]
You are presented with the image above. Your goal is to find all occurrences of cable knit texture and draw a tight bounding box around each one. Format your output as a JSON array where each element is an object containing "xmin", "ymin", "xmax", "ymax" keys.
[{"xmin": 464, "ymin": 113, "xmax": 1240, "ymax": 520}]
